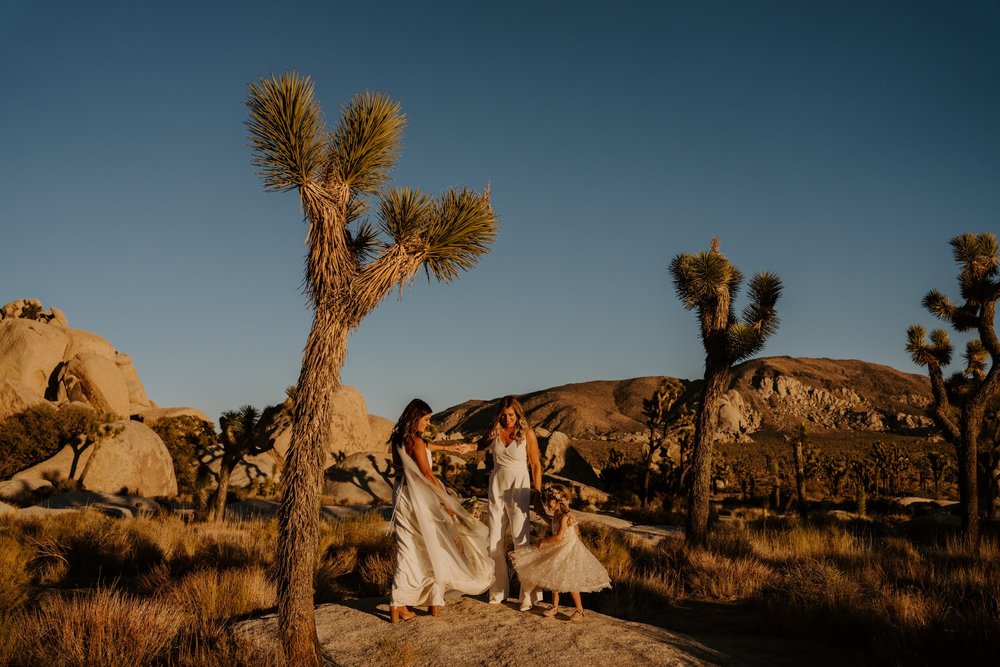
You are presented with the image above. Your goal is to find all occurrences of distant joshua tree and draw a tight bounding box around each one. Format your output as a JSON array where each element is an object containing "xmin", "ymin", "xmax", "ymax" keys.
[
  {"xmin": 641, "ymin": 378, "xmax": 694, "ymax": 507},
  {"xmin": 60, "ymin": 407, "xmax": 122, "ymax": 482},
  {"xmin": 785, "ymin": 424, "xmax": 811, "ymax": 517},
  {"xmin": 206, "ymin": 405, "xmax": 266, "ymax": 522},
  {"xmin": 246, "ymin": 73, "xmax": 497, "ymax": 665},
  {"xmin": 906, "ymin": 232, "xmax": 1000, "ymax": 546},
  {"xmin": 670, "ymin": 237, "xmax": 781, "ymax": 547}
]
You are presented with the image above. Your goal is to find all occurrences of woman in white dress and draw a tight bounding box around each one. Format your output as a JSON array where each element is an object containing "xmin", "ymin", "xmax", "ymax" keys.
[
  {"xmin": 389, "ymin": 399, "xmax": 493, "ymax": 623},
  {"xmin": 476, "ymin": 396, "xmax": 544, "ymax": 610}
]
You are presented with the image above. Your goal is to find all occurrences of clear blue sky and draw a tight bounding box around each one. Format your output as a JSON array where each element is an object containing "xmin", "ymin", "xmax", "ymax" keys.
[{"xmin": 2, "ymin": 1, "xmax": 998, "ymax": 424}]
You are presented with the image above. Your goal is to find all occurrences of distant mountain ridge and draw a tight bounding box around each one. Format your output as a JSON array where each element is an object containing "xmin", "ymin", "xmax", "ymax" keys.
[{"xmin": 434, "ymin": 357, "xmax": 934, "ymax": 443}]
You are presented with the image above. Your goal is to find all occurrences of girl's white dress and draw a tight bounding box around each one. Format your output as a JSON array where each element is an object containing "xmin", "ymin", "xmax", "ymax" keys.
[
  {"xmin": 390, "ymin": 441, "xmax": 493, "ymax": 607},
  {"xmin": 510, "ymin": 511, "xmax": 611, "ymax": 593}
]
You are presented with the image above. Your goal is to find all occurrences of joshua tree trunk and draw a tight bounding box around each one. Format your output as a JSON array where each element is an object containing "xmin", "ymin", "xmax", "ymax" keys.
[
  {"xmin": 277, "ymin": 306, "xmax": 347, "ymax": 666},
  {"xmin": 958, "ymin": 404, "xmax": 983, "ymax": 545},
  {"xmin": 792, "ymin": 437, "xmax": 807, "ymax": 518},
  {"xmin": 687, "ymin": 362, "xmax": 728, "ymax": 547},
  {"xmin": 209, "ymin": 456, "xmax": 236, "ymax": 522}
]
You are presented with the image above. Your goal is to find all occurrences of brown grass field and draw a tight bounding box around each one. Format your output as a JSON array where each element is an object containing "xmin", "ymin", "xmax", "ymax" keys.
[{"xmin": 1, "ymin": 503, "xmax": 998, "ymax": 666}]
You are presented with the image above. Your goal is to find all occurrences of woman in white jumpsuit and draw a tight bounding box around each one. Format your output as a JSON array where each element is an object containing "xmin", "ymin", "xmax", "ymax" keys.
[{"xmin": 477, "ymin": 396, "xmax": 544, "ymax": 610}]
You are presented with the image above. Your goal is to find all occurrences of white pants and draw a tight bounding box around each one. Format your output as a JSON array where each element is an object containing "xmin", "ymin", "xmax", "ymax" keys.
[{"xmin": 487, "ymin": 466, "xmax": 539, "ymax": 603}]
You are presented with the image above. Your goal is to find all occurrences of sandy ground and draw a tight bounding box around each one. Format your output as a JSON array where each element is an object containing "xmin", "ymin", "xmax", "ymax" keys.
[{"xmin": 241, "ymin": 596, "xmax": 737, "ymax": 666}]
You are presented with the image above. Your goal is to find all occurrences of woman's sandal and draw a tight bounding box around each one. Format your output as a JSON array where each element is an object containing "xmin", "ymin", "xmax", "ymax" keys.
[
  {"xmin": 568, "ymin": 610, "xmax": 584, "ymax": 622},
  {"xmin": 542, "ymin": 605, "xmax": 559, "ymax": 617},
  {"xmin": 390, "ymin": 606, "xmax": 416, "ymax": 623}
]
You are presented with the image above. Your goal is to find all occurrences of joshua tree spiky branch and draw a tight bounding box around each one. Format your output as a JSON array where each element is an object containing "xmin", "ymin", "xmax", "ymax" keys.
[
  {"xmin": 670, "ymin": 237, "xmax": 781, "ymax": 547},
  {"xmin": 246, "ymin": 72, "xmax": 496, "ymax": 665},
  {"xmin": 906, "ymin": 232, "xmax": 1000, "ymax": 547}
]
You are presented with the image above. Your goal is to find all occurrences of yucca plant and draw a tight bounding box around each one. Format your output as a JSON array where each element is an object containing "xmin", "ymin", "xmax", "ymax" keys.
[
  {"xmin": 906, "ymin": 232, "xmax": 1000, "ymax": 546},
  {"xmin": 246, "ymin": 72, "xmax": 496, "ymax": 665},
  {"xmin": 206, "ymin": 405, "xmax": 266, "ymax": 522},
  {"xmin": 670, "ymin": 237, "xmax": 781, "ymax": 547}
]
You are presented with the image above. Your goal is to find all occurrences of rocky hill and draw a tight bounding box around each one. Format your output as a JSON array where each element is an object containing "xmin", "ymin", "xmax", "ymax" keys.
[{"xmin": 435, "ymin": 357, "xmax": 934, "ymax": 444}]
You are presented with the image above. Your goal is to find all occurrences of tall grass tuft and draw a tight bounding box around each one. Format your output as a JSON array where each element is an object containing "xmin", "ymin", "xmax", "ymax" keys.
[{"xmin": 14, "ymin": 589, "xmax": 183, "ymax": 666}]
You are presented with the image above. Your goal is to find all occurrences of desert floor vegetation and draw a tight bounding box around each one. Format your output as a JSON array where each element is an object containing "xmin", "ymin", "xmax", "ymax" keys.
[
  {"xmin": 1, "ymin": 504, "xmax": 996, "ymax": 665},
  {"xmin": 0, "ymin": 509, "xmax": 389, "ymax": 666},
  {"xmin": 582, "ymin": 515, "xmax": 1000, "ymax": 666}
]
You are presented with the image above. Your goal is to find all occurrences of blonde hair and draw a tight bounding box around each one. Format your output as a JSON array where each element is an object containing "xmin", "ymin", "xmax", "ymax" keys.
[{"xmin": 488, "ymin": 395, "xmax": 531, "ymax": 442}]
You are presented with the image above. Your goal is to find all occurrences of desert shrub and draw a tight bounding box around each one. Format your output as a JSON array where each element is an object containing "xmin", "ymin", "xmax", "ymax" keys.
[
  {"xmin": 152, "ymin": 416, "xmax": 217, "ymax": 496},
  {"xmin": 358, "ymin": 550, "xmax": 394, "ymax": 594},
  {"xmin": 0, "ymin": 404, "xmax": 64, "ymax": 479},
  {"xmin": 0, "ymin": 534, "xmax": 32, "ymax": 609},
  {"xmin": 12, "ymin": 589, "xmax": 184, "ymax": 667},
  {"xmin": 25, "ymin": 510, "xmax": 168, "ymax": 584},
  {"xmin": 162, "ymin": 566, "xmax": 275, "ymax": 631}
]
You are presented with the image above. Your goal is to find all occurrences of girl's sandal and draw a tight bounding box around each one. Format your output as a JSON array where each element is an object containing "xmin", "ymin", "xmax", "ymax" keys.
[
  {"xmin": 568, "ymin": 610, "xmax": 584, "ymax": 622},
  {"xmin": 542, "ymin": 606, "xmax": 559, "ymax": 617}
]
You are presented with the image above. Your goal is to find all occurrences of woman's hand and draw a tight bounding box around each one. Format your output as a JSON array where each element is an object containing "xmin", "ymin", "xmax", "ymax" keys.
[{"xmin": 453, "ymin": 443, "xmax": 476, "ymax": 455}]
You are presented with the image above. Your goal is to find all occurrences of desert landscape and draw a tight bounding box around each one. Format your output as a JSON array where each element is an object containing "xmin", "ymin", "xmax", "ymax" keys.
[
  {"xmin": 4, "ymin": 3, "xmax": 999, "ymax": 666},
  {"xmin": 1, "ymin": 297, "xmax": 998, "ymax": 665}
]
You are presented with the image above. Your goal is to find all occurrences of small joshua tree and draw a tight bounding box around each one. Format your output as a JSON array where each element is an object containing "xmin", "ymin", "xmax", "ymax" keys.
[
  {"xmin": 206, "ymin": 405, "xmax": 268, "ymax": 522},
  {"xmin": 641, "ymin": 378, "xmax": 694, "ymax": 507},
  {"xmin": 785, "ymin": 424, "xmax": 811, "ymax": 517},
  {"xmin": 906, "ymin": 232, "xmax": 1000, "ymax": 546},
  {"xmin": 670, "ymin": 237, "xmax": 781, "ymax": 546},
  {"xmin": 58, "ymin": 406, "xmax": 123, "ymax": 482}
]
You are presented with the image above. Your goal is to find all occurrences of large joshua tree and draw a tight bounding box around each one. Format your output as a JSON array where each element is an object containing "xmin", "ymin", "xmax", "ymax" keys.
[
  {"xmin": 906, "ymin": 232, "xmax": 1000, "ymax": 547},
  {"xmin": 670, "ymin": 237, "xmax": 781, "ymax": 547},
  {"xmin": 246, "ymin": 72, "xmax": 497, "ymax": 665}
]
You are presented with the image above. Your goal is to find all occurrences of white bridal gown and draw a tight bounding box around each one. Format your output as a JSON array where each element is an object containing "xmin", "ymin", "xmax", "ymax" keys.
[{"xmin": 390, "ymin": 442, "xmax": 493, "ymax": 608}]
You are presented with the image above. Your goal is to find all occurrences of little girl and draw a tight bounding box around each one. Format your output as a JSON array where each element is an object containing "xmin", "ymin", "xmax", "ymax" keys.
[{"xmin": 510, "ymin": 484, "xmax": 611, "ymax": 621}]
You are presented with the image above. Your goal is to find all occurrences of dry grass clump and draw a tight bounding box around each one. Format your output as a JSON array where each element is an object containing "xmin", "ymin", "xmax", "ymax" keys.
[
  {"xmin": 163, "ymin": 566, "xmax": 276, "ymax": 630},
  {"xmin": 0, "ymin": 533, "xmax": 32, "ymax": 609},
  {"xmin": 14, "ymin": 589, "xmax": 184, "ymax": 667},
  {"xmin": 315, "ymin": 512, "xmax": 393, "ymax": 599}
]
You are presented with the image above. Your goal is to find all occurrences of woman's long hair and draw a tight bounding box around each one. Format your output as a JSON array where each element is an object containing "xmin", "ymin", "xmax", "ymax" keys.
[
  {"xmin": 389, "ymin": 398, "xmax": 432, "ymax": 472},
  {"xmin": 487, "ymin": 395, "xmax": 531, "ymax": 443}
]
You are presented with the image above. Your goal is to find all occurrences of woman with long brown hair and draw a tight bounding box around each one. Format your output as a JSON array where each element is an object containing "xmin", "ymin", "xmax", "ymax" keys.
[
  {"xmin": 388, "ymin": 399, "xmax": 492, "ymax": 623},
  {"xmin": 476, "ymin": 395, "xmax": 543, "ymax": 610}
]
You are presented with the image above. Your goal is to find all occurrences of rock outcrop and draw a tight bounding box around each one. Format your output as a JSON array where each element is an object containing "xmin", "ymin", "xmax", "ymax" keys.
[
  {"xmin": 323, "ymin": 451, "xmax": 394, "ymax": 505},
  {"xmin": 0, "ymin": 300, "xmax": 197, "ymax": 497},
  {"xmin": 0, "ymin": 300, "xmax": 152, "ymax": 419},
  {"xmin": 436, "ymin": 357, "xmax": 933, "ymax": 446}
]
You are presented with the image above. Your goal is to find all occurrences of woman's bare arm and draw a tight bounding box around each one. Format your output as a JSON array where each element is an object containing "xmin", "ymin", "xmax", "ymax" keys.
[
  {"xmin": 407, "ymin": 436, "xmax": 446, "ymax": 493},
  {"xmin": 525, "ymin": 429, "xmax": 544, "ymax": 514}
]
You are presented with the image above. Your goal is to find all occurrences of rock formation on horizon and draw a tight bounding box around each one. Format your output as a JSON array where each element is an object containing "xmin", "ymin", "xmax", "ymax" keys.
[
  {"xmin": 434, "ymin": 356, "xmax": 935, "ymax": 445},
  {"xmin": 0, "ymin": 299, "xmax": 185, "ymax": 497}
]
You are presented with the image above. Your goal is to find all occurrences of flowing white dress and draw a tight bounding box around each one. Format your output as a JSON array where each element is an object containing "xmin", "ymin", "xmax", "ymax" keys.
[
  {"xmin": 486, "ymin": 434, "xmax": 538, "ymax": 603},
  {"xmin": 511, "ymin": 511, "xmax": 611, "ymax": 593},
  {"xmin": 390, "ymin": 441, "xmax": 493, "ymax": 607}
]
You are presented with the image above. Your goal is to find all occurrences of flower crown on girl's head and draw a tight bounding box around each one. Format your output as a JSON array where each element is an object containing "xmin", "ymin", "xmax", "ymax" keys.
[{"xmin": 542, "ymin": 484, "xmax": 570, "ymax": 506}]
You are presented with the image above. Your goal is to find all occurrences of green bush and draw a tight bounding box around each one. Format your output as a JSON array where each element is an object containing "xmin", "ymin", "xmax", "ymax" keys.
[
  {"xmin": 0, "ymin": 404, "xmax": 108, "ymax": 480},
  {"xmin": 152, "ymin": 416, "xmax": 217, "ymax": 496}
]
